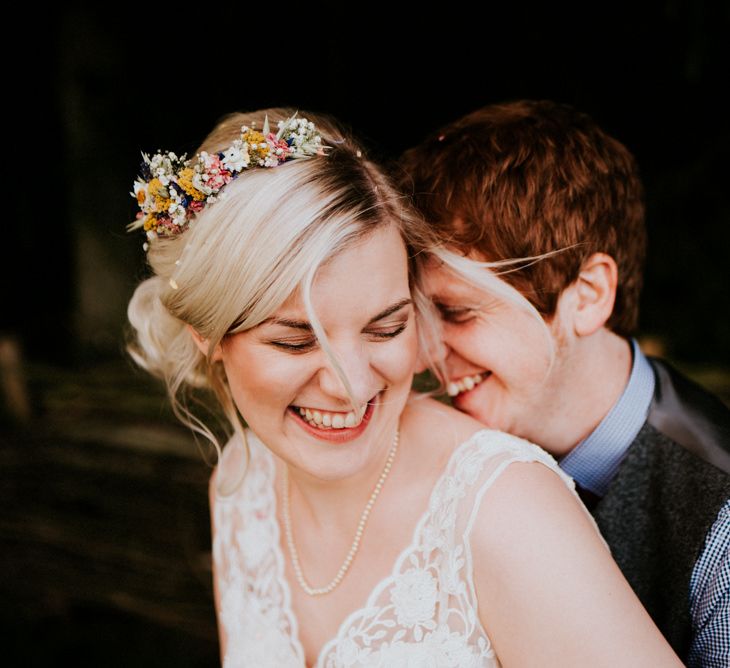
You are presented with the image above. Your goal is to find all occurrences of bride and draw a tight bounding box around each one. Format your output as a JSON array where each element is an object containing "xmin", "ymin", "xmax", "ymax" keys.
[{"xmin": 126, "ymin": 108, "xmax": 680, "ymax": 666}]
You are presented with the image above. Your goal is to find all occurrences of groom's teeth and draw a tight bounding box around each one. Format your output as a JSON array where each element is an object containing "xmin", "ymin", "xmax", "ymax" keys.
[
  {"xmin": 331, "ymin": 414, "xmax": 345, "ymax": 429},
  {"xmin": 344, "ymin": 412, "xmax": 357, "ymax": 428},
  {"xmin": 322, "ymin": 413, "xmax": 332, "ymax": 427},
  {"xmin": 448, "ymin": 373, "xmax": 486, "ymax": 397}
]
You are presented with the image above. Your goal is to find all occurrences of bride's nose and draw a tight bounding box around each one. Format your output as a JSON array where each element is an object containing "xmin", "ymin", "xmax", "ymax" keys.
[{"xmin": 317, "ymin": 343, "xmax": 375, "ymax": 407}]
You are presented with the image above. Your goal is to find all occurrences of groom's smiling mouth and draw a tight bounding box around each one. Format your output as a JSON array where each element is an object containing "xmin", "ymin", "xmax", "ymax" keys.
[{"xmin": 447, "ymin": 373, "xmax": 488, "ymax": 397}]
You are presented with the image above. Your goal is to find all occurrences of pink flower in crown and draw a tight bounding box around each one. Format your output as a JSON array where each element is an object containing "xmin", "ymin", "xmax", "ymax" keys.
[
  {"xmin": 267, "ymin": 133, "xmax": 291, "ymax": 163},
  {"xmin": 188, "ymin": 200, "xmax": 205, "ymax": 215},
  {"xmin": 201, "ymin": 154, "xmax": 233, "ymax": 192},
  {"xmin": 155, "ymin": 216, "xmax": 181, "ymax": 237}
]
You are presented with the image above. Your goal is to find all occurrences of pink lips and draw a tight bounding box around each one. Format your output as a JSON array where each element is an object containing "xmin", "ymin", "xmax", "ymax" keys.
[{"xmin": 289, "ymin": 400, "xmax": 376, "ymax": 443}]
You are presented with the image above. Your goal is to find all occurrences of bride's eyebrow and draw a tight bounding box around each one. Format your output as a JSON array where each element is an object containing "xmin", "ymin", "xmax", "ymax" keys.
[
  {"xmin": 366, "ymin": 298, "xmax": 412, "ymax": 324},
  {"xmin": 260, "ymin": 317, "xmax": 312, "ymax": 332},
  {"xmin": 259, "ymin": 298, "xmax": 413, "ymax": 332}
]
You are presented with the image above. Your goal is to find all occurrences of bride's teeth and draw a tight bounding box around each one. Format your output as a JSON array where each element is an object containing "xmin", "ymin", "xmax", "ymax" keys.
[
  {"xmin": 296, "ymin": 403, "xmax": 369, "ymax": 430},
  {"xmin": 463, "ymin": 376, "xmax": 475, "ymax": 391},
  {"xmin": 447, "ymin": 382, "xmax": 459, "ymax": 397},
  {"xmin": 473, "ymin": 374, "xmax": 482, "ymax": 383}
]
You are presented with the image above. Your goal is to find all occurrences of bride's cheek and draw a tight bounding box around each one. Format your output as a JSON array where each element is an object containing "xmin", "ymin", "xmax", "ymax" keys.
[{"xmin": 388, "ymin": 335, "xmax": 420, "ymax": 381}]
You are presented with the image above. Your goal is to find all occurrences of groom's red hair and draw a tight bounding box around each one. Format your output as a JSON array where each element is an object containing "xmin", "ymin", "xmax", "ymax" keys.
[{"xmin": 399, "ymin": 100, "xmax": 646, "ymax": 336}]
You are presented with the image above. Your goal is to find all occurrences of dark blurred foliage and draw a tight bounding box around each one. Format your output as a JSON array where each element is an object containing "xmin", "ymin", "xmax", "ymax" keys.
[{"xmin": 3, "ymin": 0, "xmax": 728, "ymax": 365}]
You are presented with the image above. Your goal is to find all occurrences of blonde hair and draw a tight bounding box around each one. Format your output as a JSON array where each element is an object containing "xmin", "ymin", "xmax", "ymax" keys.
[{"xmin": 127, "ymin": 107, "xmax": 440, "ymax": 491}]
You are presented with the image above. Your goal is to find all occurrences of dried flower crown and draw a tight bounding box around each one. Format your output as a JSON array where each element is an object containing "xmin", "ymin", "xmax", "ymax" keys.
[{"xmin": 128, "ymin": 114, "xmax": 325, "ymax": 246}]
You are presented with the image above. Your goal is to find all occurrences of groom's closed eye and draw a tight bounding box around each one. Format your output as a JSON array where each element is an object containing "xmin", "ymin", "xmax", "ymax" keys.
[{"xmin": 435, "ymin": 304, "xmax": 477, "ymax": 324}]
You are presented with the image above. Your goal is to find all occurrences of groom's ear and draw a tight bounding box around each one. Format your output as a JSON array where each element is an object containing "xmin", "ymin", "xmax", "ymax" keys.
[
  {"xmin": 560, "ymin": 252, "xmax": 618, "ymax": 337},
  {"xmin": 187, "ymin": 324, "xmax": 223, "ymax": 362}
]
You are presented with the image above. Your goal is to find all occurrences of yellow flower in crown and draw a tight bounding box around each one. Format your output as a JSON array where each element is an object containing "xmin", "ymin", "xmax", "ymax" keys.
[
  {"xmin": 176, "ymin": 168, "xmax": 207, "ymax": 202},
  {"xmin": 128, "ymin": 114, "xmax": 326, "ymax": 245},
  {"xmin": 241, "ymin": 129, "xmax": 270, "ymax": 164}
]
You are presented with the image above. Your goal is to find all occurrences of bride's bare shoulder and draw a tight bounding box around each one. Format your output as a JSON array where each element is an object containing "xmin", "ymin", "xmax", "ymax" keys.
[{"xmin": 402, "ymin": 394, "xmax": 489, "ymax": 449}]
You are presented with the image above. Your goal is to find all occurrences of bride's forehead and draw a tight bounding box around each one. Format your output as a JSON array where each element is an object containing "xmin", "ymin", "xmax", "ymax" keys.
[
  {"xmin": 257, "ymin": 225, "xmax": 409, "ymax": 320},
  {"xmin": 272, "ymin": 287, "xmax": 412, "ymax": 325},
  {"xmin": 313, "ymin": 230, "xmax": 408, "ymax": 282}
]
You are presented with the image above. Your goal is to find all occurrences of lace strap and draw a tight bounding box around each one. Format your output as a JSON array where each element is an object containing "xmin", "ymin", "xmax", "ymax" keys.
[{"xmin": 462, "ymin": 434, "xmax": 575, "ymax": 538}]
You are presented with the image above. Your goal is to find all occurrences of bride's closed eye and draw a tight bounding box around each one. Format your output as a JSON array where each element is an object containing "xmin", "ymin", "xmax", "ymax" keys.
[
  {"xmin": 365, "ymin": 320, "xmax": 409, "ymax": 340},
  {"xmin": 267, "ymin": 337, "xmax": 317, "ymax": 353},
  {"xmin": 266, "ymin": 319, "xmax": 409, "ymax": 354}
]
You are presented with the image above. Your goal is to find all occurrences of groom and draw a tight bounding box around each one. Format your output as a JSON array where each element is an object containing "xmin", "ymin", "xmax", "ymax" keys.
[{"xmin": 400, "ymin": 100, "xmax": 730, "ymax": 665}]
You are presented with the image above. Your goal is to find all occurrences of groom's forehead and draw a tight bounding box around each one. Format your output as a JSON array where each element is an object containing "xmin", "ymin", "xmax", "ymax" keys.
[{"xmin": 422, "ymin": 263, "xmax": 478, "ymax": 300}]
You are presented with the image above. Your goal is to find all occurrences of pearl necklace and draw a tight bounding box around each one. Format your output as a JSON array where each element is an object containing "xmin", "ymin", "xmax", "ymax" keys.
[{"xmin": 281, "ymin": 428, "xmax": 400, "ymax": 596}]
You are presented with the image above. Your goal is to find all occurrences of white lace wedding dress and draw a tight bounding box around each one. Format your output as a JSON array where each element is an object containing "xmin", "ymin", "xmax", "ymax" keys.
[{"xmin": 212, "ymin": 428, "xmax": 579, "ymax": 667}]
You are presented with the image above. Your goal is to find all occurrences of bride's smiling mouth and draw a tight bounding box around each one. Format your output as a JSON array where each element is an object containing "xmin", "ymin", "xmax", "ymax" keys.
[{"xmin": 288, "ymin": 394, "xmax": 379, "ymax": 442}]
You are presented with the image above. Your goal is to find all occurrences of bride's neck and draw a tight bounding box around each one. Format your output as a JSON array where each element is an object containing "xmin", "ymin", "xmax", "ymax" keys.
[{"xmin": 277, "ymin": 440, "xmax": 398, "ymax": 533}]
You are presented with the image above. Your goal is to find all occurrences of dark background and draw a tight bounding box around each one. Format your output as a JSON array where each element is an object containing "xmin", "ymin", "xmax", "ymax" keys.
[
  {"xmin": 3, "ymin": 2, "xmax": 730, "ymax": 368},
  {"xmin": 1, "ymin": 2, "xmax": 728, "ymax": 665}
]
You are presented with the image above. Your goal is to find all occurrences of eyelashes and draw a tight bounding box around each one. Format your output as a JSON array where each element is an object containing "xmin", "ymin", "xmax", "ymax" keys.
[
  {"xmin": 268, "ymin": 340, "xmax": 315, "ymax": 352},
  {"xmin": 267, "ymin": 322, "xmax": 409, "ymax": 354},
  {"xmin": 436, "ymin": 304, "xmax": 477, "ymax": 324},
  {"xmin": 368, "ymin": 323, "xmax": 408, "ymax": 339}
]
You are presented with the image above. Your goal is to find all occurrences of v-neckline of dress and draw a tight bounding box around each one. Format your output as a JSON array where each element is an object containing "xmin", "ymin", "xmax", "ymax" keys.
[{"xmin": 256, "ymin": 428, "xmax": 492, "ymax": 668}]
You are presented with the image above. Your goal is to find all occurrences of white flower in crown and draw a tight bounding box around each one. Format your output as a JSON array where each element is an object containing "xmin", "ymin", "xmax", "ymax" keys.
[
  {"xmin": 148, "ymin": 151, "xmax": 181, "ymax": 185},
  {"xmin": 221, "ymin": 139, "xmax": 251, "ymax": 172},
  {"xmin": 168, "ymin": 199, "xmax": 187, "ymax": 227},
  {"xmin": 191, "ymin": 161, "xmax": 212, "ymax": 196},
  {"xmin": 132, "ymin": 180, "xmax": 151, "ymax": 213},
  {"xmin": 278, "ymin": 116, "xmax": 322, "ymax": 157}
]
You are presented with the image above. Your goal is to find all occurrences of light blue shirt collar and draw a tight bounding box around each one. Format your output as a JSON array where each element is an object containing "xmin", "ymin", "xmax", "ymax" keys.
[{"xmin": 559, "ymin": 338, "xmax": 655, "ymax": 496}]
